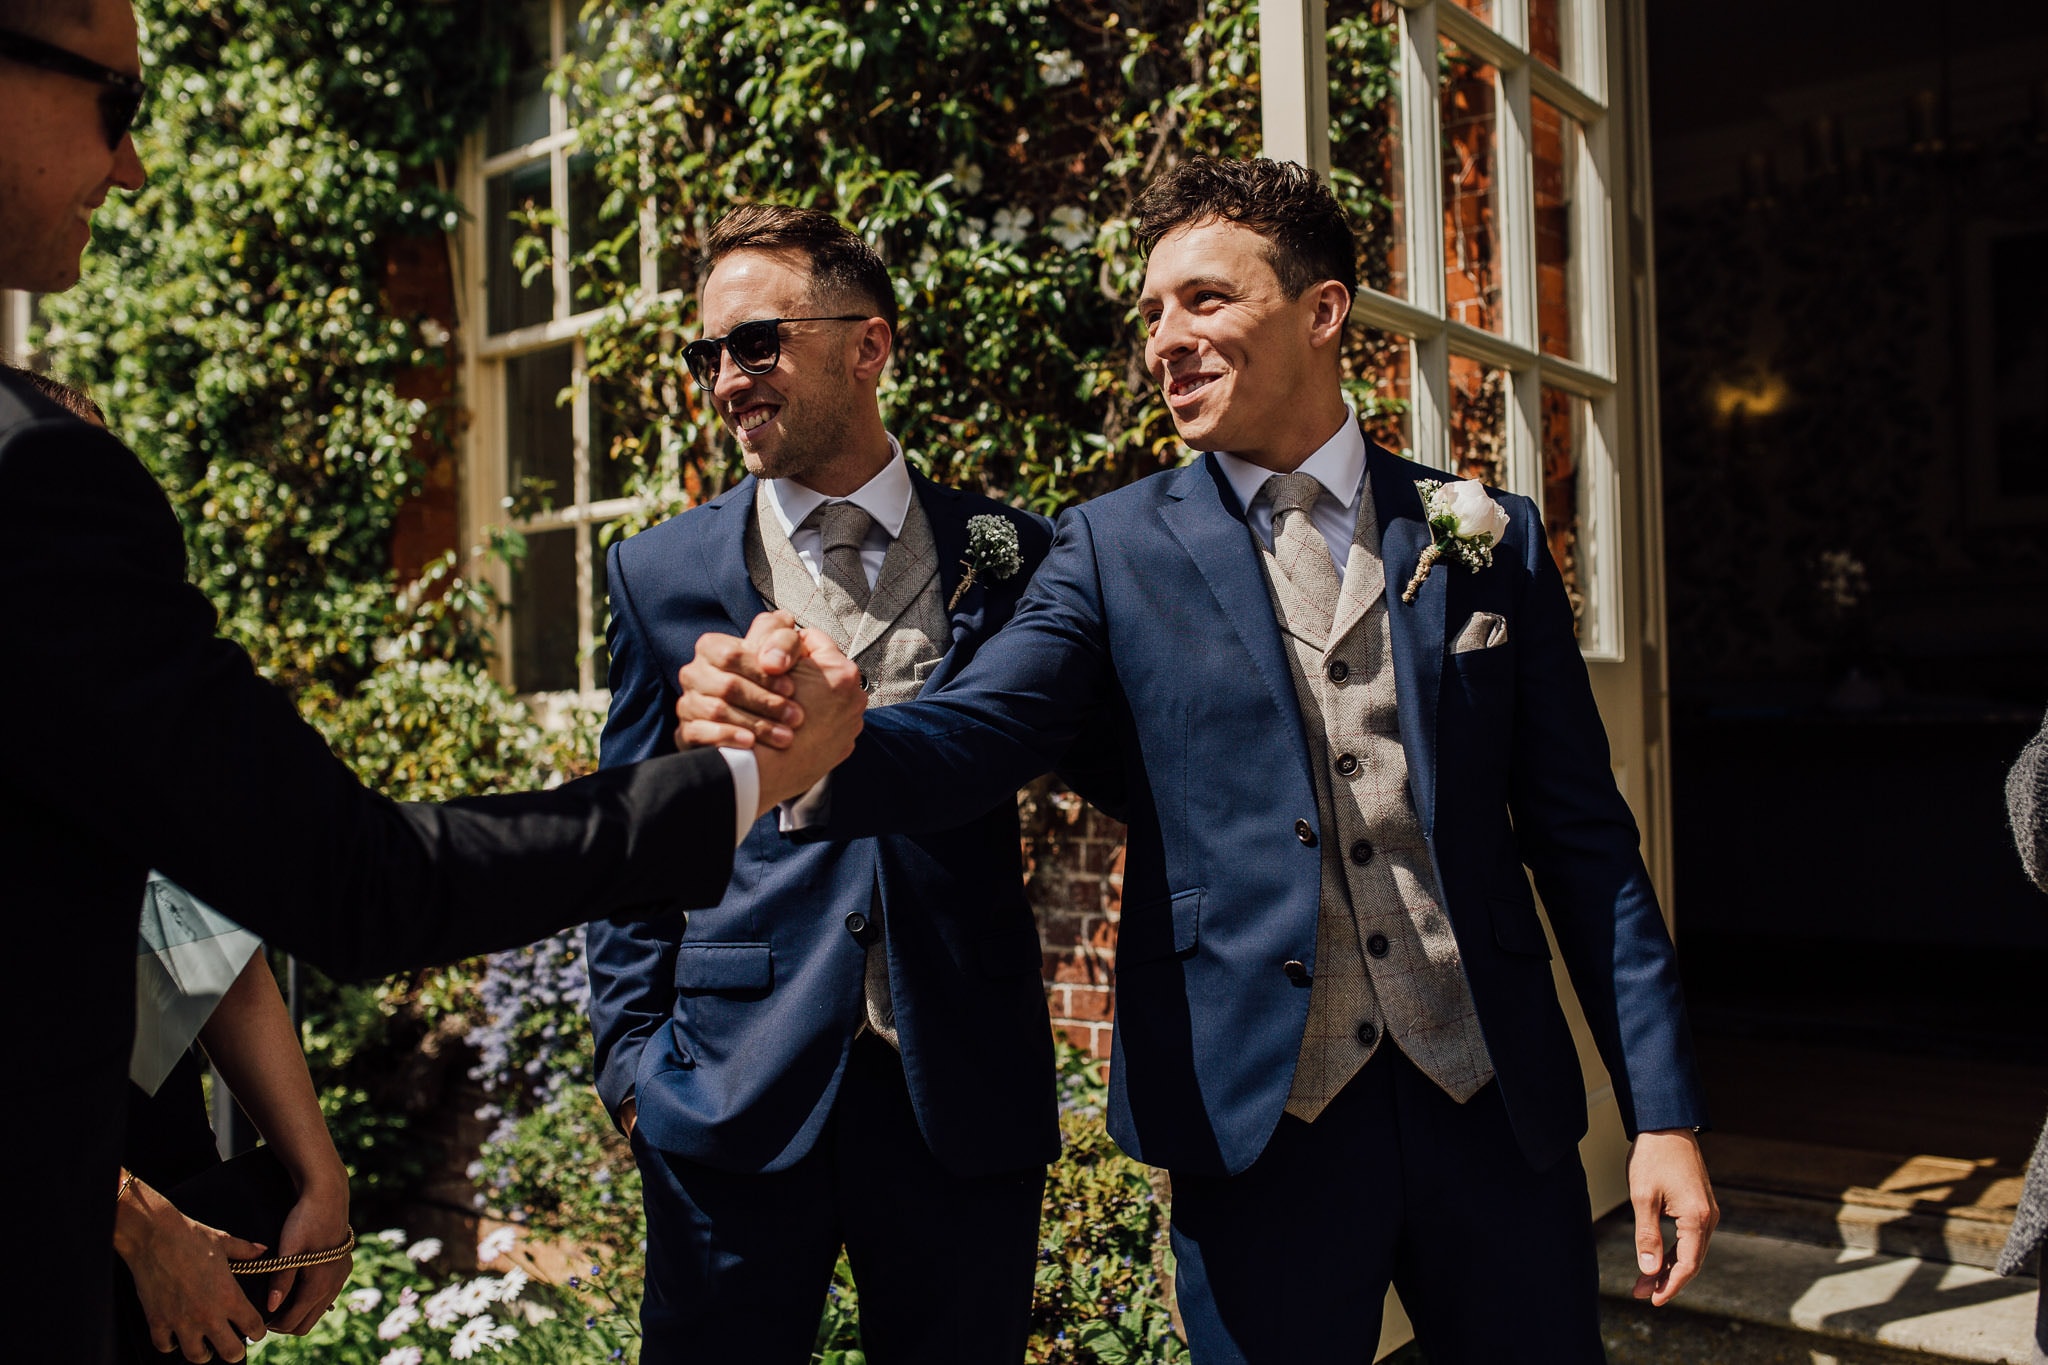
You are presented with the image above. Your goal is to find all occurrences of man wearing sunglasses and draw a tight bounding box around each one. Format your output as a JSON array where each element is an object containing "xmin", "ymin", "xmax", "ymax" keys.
[
  {"xmin": 0, "ymin": 4, "xmax": 869, "ymax": 1359},
  {"xmin": 585, "ymin": 203, "xmax": 1115, "ymax": 1363}
]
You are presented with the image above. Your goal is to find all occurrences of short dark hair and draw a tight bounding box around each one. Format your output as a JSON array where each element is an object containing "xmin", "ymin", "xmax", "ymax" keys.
[
  {"xmin": 699, "ymin": 203, "xmax": 898, "ymax": 334},
  {"xmin": 1, "ymin": 362, "xmax": 104, "ymax": 423},
  {"xmin": 1134, "ymin": 155, "xmax": 1357, "ymax": 300}
]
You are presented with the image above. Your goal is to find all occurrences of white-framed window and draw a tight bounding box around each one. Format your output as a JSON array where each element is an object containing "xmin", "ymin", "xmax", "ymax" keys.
[
  {"xmin": 1268, "ymin": 0, "xmax": 1627, "ymax": 657},
  {"xmin": 455, "ymin": 0, "xmax": 656, "ymax": 695}
]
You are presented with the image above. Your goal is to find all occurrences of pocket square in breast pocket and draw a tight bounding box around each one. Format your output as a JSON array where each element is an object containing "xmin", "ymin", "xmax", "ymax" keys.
[{"xmin": 1451, "ymin": 611, "xmax": 1508, "ymax": 654}]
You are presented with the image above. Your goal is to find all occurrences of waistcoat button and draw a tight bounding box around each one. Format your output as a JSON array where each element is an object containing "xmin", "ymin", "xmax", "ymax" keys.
[
  {"xmin": 1355, "ymin": 1020, "xmax": 1378, "ymax": 1047},
  {"xmin": 1326, "ymin": 659, "xmax": 1350, "ymax": 683},
  {"xmin": 1349, "ymin": 839, "xmax": 1375, "ymax": 866},
  {"xmin": 1335, "ymin": 753, "xmax": 1359, "ymax": 776},
  {"xmin": 1366, "ymin": 933, "xmax": 1390, "ymax": 958}
]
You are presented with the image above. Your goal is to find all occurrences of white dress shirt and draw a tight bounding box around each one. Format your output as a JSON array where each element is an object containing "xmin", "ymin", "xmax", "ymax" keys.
[
  {"xmin": 761, "ymin": 438, "xmax": 913, "ymax": 591},
  {"xmin": 1212, "ymin": 412, "xmax": 1368, "ymax": 587},
  {"xmin": 719, "ymin": 438, "xmax": 912, "ymax": 843}
]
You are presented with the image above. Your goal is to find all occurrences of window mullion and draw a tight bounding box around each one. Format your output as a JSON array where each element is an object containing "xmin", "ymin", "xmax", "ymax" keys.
[
  {"xmin": 1258, "ymin": 0, "xmax": 1332, "ymax": 176},
  {"xmin": 1401, "ymin": 2, "xmax": 1447, "ymax": 470},
  {"xmin": 1500, "ymin": 41, "xmax": 1539, "ymax": 500}
]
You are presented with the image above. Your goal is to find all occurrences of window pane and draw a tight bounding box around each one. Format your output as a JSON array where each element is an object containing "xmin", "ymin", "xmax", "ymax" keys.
[
  {"xmin": 487, "ymin": 0, "xmax": 553, "ymax": 155},
  {"xmin": 569, "ymin": 151, "xmax": 638, "ymax": 310},
  {"xmin": 1448, "ymin": 0, "xmax": 1494, "ymax": 24},
  {"xmin": 505, "ymin": 345, "xmax": 574, "ymax": 516},
  {"xmin": 1540, "ymin": 386, "xmax": 1587, "ymax": 633},
  {"xmin": 1439, "ymin": 38, "xmax": 1503, "ymax": 333},
  {"xmin": 1448, "ymin": 354, "xmax": 1507, "ymax": 486},
  {"xmin": 487, "ymin": 161, "xmax": 555, "ymax": 334},
  {"xmin": 1327, "ymin": 0, "xmax": 1405, "ymax": 299},
  {"xmin": 1533, "ymin": 96, "xmax": 1580, "ymax": 360},
  {"xmin": 1530, "ymin": 0, "xmax": 1568, "ymax": 71},
  {"xmin": 589, "ymin": 377, "xmax": 638, "ymax": 505},
  {"xmin": 511, "ymin": 526, "xmax": 579, "ymax": 693},
  {"xmin": 1345, "ymin": 327, "xmax": 1412, "ymax": 456}
]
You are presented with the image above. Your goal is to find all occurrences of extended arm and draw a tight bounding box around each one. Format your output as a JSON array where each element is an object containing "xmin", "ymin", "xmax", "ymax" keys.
[{"xmin": 2008, "ymin": 709, "xmax": 2048, "ymax": 892}]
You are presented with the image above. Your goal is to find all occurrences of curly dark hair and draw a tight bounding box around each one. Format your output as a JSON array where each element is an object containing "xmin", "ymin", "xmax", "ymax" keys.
[
  {"xmin": 1133, "ymin": 156, "xmax": 1356, "ymax": 300},
  {"xmin": 699, "ymin": 203, "xmax": 898, "ymax": 333}
]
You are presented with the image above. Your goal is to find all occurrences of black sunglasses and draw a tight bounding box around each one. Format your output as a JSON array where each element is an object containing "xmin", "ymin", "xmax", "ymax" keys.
[
  {"xmin": 0, "ymin": 28, "xmax": 146, "ymax": 151},
  {"xmin": 683, "ymin": 315, "xmax": 872, "ymax": 389}
]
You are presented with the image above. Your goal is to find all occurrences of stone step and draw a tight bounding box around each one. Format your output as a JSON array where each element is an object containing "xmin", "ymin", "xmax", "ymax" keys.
[
  {"xmin": 1704, "ymin": 1134, "xmax": 2028, "ymax": 1271},
  {"xmin": 1595, "ymin": 1212, "xmax": 2040, "ymax": 1364}
]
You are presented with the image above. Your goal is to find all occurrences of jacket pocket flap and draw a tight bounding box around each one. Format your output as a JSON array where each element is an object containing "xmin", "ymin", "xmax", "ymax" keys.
[
  {"xmin": 1117, "ymin": 888, "xmax": 1202, "ymax": 965},
  {"xmin": 673, "ymin": 942, "xmax": 774, "ymax": 991},
  {"xmin": 974, "ymin": 922, "xmax": 1045, "ymax": 976},
  {"xmin": 1488, "ymin": 897, "xmax": 1553, "ymax": 960}
]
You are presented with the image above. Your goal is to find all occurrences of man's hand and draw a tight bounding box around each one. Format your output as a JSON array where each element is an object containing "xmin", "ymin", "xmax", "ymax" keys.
[
  {"xmin": 748, "ymin": 631, "xmax": 865, "ymax": 813},
  {"xmin": 1627, "ymin": 1128, "xmax": 1719, "ymax": 1306},
  {"xmin": 675, "ymin": 612, "xmax": 805, "ymax": 751}
]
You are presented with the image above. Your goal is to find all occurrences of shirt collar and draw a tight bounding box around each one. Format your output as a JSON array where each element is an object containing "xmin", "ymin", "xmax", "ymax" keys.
[
  {"xmin": 1212, "ymin": 410, "xmax": 1367, "ymax": 515},
  {"xmin": 765, "ymin": 435, "xmax": 913, "ymax": 540}
]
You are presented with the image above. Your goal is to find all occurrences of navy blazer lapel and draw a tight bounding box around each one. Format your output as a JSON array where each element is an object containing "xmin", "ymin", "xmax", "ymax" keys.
[
  {"xmin": 700, "ymin": 475, "xmax": 770, "ymax": 630},
  {"xmin": 917, "ymin": 475, "xmax": 989, "ymax": 651},
  {"xmin": 1159, "ymin": 457, "xmax": 1313, "ymax": 789},
  {"xmin": 1370, "ymin": 447, "xmax": 1446, "ymax": 836}
]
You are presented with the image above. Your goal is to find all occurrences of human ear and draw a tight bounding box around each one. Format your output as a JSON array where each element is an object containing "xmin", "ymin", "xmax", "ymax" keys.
[
  {"xmin": 1307, "ymin": 282, "xmax": 1352, "ymax": 348},
  {"xmin": 852, "ymin": 318, "xmax": 893, "ymax": 382}
]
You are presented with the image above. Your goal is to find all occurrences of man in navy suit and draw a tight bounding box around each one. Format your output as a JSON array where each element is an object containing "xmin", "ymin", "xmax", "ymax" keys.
[
  {"xmin": 679, "ymin": 158, "xmax": 1720, "ymax": 1362},
  {"xmin": 587, "ymin": 204, "xmax": 1096, "ymax": 1363}
]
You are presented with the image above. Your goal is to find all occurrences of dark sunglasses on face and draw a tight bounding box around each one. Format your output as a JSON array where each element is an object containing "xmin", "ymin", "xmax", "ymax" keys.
[
  {"xmin": 683, "ymin": 315, "xmax": 872, "ymax": 390},
  {"xmin": 0, "ymin": 27, "xmax": 146, "ymax": 151}
]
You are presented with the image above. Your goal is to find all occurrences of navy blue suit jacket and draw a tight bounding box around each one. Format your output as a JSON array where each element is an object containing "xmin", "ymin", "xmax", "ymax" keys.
[
  {"xmin": 586, "ymin": 471, "xmax": 1073, "ymax": 1177},
  {"xmin": 811, "ymin": 446, "xmax": 1706, "ymax": 1178}
]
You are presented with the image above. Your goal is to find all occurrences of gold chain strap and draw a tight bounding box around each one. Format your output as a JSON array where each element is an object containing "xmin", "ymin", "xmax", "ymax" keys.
[{"xmin": 228, "ymin": 1225, "xmax": 356, "ymax": 1277}]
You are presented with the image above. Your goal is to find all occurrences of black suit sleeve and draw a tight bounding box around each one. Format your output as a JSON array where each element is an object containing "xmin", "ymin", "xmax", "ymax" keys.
[{"xmin": 0, "ymin": 410, "xmax": 734, "ymax": 979}]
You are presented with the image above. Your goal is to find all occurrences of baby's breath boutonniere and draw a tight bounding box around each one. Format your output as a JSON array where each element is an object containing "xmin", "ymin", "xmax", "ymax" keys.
[
  {"xmin": 1401, "ymin": 479, "xmax": 1509, "ymax": 603},
  {"xmin": 948, "ymin": 513, "xmax": 1025, "ymax": 609}
]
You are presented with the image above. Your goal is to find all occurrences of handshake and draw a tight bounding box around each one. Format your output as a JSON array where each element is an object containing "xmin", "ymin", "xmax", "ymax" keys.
[{"xmin": 676, "ymin": 611, "xmax": 871, "ymax": 818}]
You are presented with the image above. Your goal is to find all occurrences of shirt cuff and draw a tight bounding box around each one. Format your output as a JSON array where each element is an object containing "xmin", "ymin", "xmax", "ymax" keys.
[{"xmin": 717, "ymin": 747, "xmax": 759, "ymax": 848}]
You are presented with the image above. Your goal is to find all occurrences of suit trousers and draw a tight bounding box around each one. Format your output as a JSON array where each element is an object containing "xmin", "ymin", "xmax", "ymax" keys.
[
  {"xmin": 631, "ymin": 1035, "xmax": 1045, "ymax": 1365},
  {"xmin": 1168, "ymin": 1042, "xmax": 1603, "ymax": 1365}
]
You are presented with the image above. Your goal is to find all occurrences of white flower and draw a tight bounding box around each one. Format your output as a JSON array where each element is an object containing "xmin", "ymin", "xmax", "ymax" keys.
[
  {"xmin": 424, "ymin": 1279, "xmax": 496, "ymax": 1329},
  {"xmin": 380, "ymin": 1349, "xmax": 425, "ymax": 1365},
  {"xmin": 949, "ymin": 155, "xmax": 984, "ymax": 196},
  {"xmin": 991, "ymin": 207, "xmax": 1034, "ymax": 246},
  {"xmin": 1047, "ymin": 205, "xmax": 1093, "ymax": 251},
  {"xmin": 418, "ymin": 318, "xmax": 452, "ymax": 349},
  {"xmin": 491, "ymin": 1268, "xmax": 529, "ymax": 1303},
  {"xmin": 476, "ymin": 1227, "xmax": 518, "ymax": 1263},
  {"xmin": 404, "ymin": 1238, "xmax": 443, "ymax": 1264},
  {"xmin": 376, "ymin": 1303, "xmax": 422, "ymax": 1340},
  {"xmin": 346, "ymin": 1287, "xmax": 384, "ymax": 1314},
  {"xmin": 1036, "ymin": 48, "xmax": 1084, "ymax": 86},
  {"xmin": 450, "ymin": 1316, "xmax": 520, "ymax": 1359},
  {"xmin": 956, "ymin": 216, "xmax": 987, "ymax": 250},
  {"xmin": 374, "ymin": 1228, "xmax": 409, "ymax": 1246},
  {"xmin": 912, "ymin": 243, "xmax": 940, "ymax": 276},
  {"xmin": 1434, "ymin": 479, "xmax": 1509, "ymax": 542}
]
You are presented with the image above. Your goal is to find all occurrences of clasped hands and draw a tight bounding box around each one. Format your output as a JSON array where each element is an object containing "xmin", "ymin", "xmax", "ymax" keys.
[{"xmin": 675, "ymin": 612, "xmax": 867, "ymax": 815}]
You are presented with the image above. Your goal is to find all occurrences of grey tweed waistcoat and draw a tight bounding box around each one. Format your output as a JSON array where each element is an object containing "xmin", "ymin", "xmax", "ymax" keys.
[
  {"xmin": 1254, "ymin": 474, "xmax": 1495, "ymax": 1122},
  {"xmin": 745, "ymin": 486, "xmax": 950, "ymax": 1047}
]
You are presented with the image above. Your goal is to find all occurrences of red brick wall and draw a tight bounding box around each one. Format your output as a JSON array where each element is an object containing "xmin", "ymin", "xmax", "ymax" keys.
[{"xmin": 1019, "ymin": 778, "xmax": 1127, "ymax": 1058}]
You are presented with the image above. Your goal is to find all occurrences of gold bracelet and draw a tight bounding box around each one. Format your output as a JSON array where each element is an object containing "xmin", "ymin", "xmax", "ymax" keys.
[
  {"xmin": 229, "ymin": 1225, "xmax": 357, "ymax": 1276},
  {"xmin": 114, "ymin": 1169, "xmax": 137, "ymax": 1205}
]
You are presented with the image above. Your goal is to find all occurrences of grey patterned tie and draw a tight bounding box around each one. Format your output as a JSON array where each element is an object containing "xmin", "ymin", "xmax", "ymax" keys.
[
  {"xmin": 1265, "ymin": 471, "xmax": 1342, "ymax": 643},
  {"xmin": 802, "ymin": 501, "xmax": 899, "ymax": 1046}
]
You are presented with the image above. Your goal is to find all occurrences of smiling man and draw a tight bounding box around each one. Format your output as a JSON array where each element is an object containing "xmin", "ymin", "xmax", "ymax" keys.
[
  {"xmin": 678, "ymin": 156, "xmax": 1719, "ymax": 1363},
  {"xmin": 584, "ymin": 204, "xmax": 1091, "ymax": 1364}
]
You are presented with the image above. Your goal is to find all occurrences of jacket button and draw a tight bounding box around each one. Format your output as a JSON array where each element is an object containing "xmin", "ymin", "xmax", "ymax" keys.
[
  {"xmin": 1366, "ymin": 933, "xmax": 1390, "ymax": 958},
  {"xmin": 1350, "ymin": 839, "xmax": 1375, "ymax": 866},
  {"xmin": 1283, "ymin": 959, "xmax": 1309, "ymax": 982},
  {"xmin": 1327, "ymin": 659, "xmax": 1350, "ymax": 684},
  {"xmin": 1335, "ymin": 753, "xmax": 1359, "ymax": 776},
  {"xmin": 844, "ymin": 911, "xmax": 869, "ymax": 937},
  {"xmin": 1355, "ymin": 1020, "xmax": 1378, "ymax": 1047},
  {"xmin": 1294, "ymin": 819, "xmax": 1318, "ymax": 848}
]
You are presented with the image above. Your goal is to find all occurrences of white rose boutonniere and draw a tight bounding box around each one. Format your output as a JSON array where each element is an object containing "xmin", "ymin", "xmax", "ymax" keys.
[
  {"xmin": 1400, "ymin": 479, "xmax": 1509, "ymax": 603},
  {"xmin": 949, "ymin": 513, "xmax": 1025, "ymax": 609}
]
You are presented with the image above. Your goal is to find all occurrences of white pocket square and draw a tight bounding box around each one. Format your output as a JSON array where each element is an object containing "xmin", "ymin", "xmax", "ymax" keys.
[{"xmin": 1451, "ymin": 611, "xmax": 1508, "ymax": 654}]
